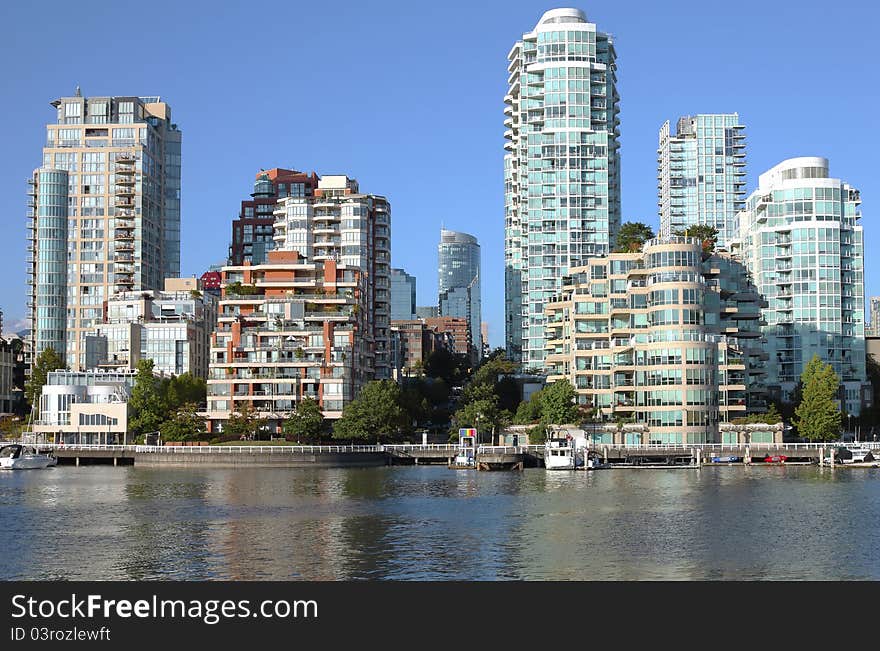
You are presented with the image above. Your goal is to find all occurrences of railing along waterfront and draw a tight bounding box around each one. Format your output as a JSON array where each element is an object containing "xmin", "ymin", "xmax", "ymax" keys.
[{"xmin": 32, "ymin": 444, "xmax": 384, "ymax": 454}]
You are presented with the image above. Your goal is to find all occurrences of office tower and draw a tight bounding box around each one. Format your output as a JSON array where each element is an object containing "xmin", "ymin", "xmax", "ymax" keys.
[
  {"xmin": 505, "ymin": 8, "xmax": 621, "ymax": 369},
  {"xmin": 206, "ymin": 174, "xmax": 391, "ymax": 431},
  {"xmin": 415, "ymin": 306, "xmax": 438, "ymax": 319},
  {"xmin": 84, "ymin": 280, "xmax": 217, "ymax": 379},
  {"xmin": 868, "ymin": 297, "xmax": 880, "ymax": 336},
  {"xmin": 438, "ymin": 229, "xmax": 481, "ymax": 362},
  {"xmin": 228, "ymin": 168, "xmax": 319, "ymax": 266},
  {"xmin": 390, "ymin": 268, "xmax": 417, "ymax": 320},
  {"xmin": 657, "ymin": 114, "xmax": 746, "ymax": 247},
  {"xmin": 27, "ymin": 91, "xmax": 182, "ymax": 370},
  {"xmin": 545, "ymin": 235, "xmax": 767, "ymax": 444},
  {"xmin": 738, "ymin": 157, "xmax": 868, "ymax": 415}
]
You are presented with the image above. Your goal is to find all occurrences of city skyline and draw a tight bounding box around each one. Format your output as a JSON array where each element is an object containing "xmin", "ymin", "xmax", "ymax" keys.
[{"xmin": 1, "ymin": 1, "xmax": 878, "ymax": 349}]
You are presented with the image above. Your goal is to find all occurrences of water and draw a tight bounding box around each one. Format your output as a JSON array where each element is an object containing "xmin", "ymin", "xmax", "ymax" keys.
[{"xmin": 2, "ymin": 465, "xmax": 879, "ymax": 580}]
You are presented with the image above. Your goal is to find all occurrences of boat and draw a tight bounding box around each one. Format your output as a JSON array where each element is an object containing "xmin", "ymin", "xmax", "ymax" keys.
[
  {"xmin": 711, "ymin": 455, "xmax": 742, "ymax": 464},
  {"xmin": 763, "ymin": 454, "xmax": 787, "ymax": 464},
  {"xmin": 544, "ymin": 437, "xmax": 582, "ymax": 470},
  {"xmin": 0, "ymin": 444, "xmax": 57, "ymax": 470},
  {"xmin": 824, "ymin": 445, "xmax": 877, "ymax": 465},
  {"xmin": 449, "ymin": 429, "xmax": 477, "ymax": 469}
]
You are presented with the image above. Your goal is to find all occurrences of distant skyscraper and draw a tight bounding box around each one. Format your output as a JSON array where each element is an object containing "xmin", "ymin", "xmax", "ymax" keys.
[
  {"xmin": 438, "ymin": 229, "xmax": 481, "ymax": 361},
  {"xmin": 505, "ymin": 8, "xmax": 621, "ymax": 369},
  {"xmin": 390, "ymin": 268, "xmax": 417, "ymax": 320},
  {"xmin": 658, "ymin": 114, "xmax": 746, "ymax": 247},
  {"xmin": 868, "ymin": 297, "xmax": 880, "ymax": 336},
  {"xmin": 27, "ymin": 91, "xmax": 181, "ymax": 370},
  {"xmin": 415, "ymin": 306, "xmax": 438, "ymax": 319},
  {"xmin": 738, "ymin": 157, "xmax": 868, "ymax": 415},
  {"xmin": 228, "ymin": 168, "xmax": 319, "ymax": 266}
]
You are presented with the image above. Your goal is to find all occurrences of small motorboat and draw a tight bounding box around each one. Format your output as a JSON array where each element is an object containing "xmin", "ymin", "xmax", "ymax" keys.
[
  {"xmin": 544, "ymin": 437, "xmax": 582, "ymax": 470},
  {"xmin": 763, "ymin": 454, "xmax": 787, "ymax": 464},
  {"xmin": 711, "ymin": 455, "xmax": 742, "ymax": 464},
  {"xmin": 0, "ymin": 444, "xmax": 57, "ymax": 470}
]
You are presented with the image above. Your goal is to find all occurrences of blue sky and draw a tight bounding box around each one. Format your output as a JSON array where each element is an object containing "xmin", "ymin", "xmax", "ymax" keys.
[{"xmin": 1, "ymin": 0, "xmax": 877, "ymax": 348}]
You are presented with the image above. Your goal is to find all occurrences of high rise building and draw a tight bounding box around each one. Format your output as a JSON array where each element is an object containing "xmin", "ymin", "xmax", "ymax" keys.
[
  {"xmin": 657, "ymin": 114, "xmax": 746, "ymax": 247},
  {"xmin": 737, "ymin": 157, "xmax": 868, "ymax": 415},
  {"xmin": 505, "ymin": 8, "xmax": 621, "ymax": 369},
  {"xmin": 438, "ymin": 229, "xmax": 481, "ymax": 361},
  {"xmin": 545, "ymin": 236, "xmax": 767, "ymax": 444},
  {"xmin": 205, "ymin": 173, "xmax": 391, "ymax": 431},
  {"xmin": 228, "ymin": 168, "xmax": 319, "ymax": 266},
  {"xmin": 390, "ymin": 268, "xmax": 417, "ymax": 320},
  {"xmin": 867, "ymin": 296, "xmax": 880, "ymax": 336},
  {"xmin": 415, "ymin": 306, "xmax": 438, "ymax": 319},
  {"xmin": 27, "ymin": 91, "xmax": 181, "ymax": 370}
]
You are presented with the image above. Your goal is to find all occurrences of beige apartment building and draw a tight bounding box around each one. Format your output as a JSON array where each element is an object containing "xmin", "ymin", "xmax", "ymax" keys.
[
  {"xmin": 27, "ymin": 90, "xmax": 181, "ymax": 370},
  {"xmin": 545, "ymin": 236, "xmax": 768, "ymax": 444}
]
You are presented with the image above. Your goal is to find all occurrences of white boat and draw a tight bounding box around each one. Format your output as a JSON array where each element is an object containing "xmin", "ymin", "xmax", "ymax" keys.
[
  {"xmin": 0, "ymin": 444, "xmax": 57, "ymax": 470},
  {"xmin": 824, "ymin": 445, "xmax": 876, "ymax": 465},
  {"xmin": 544, "ymin": 438, "xmax": 583, "ymax": 470},
  {"xmin": 449, "ymin": 430, "xmax": 477, "ymax": 469}
]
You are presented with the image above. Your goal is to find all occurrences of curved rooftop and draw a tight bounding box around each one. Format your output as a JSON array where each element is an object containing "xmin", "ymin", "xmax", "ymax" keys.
[
  {"xmin": 538, "ymin": 8, "xmax": 588, "ymax": 25},
  {"xmin": 440, "ymin": 229, "xmax": 479, "ymax": 246}
]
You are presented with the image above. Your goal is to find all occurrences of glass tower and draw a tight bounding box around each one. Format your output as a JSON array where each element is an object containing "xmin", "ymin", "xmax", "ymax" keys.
[
  {"xmin": 737, "ymin": 157, "xmax": 868, "ymax": 415},
  {"xmin": 504, "ymin": 7, "xmax": 621, "ymax": 370},
  {"xmin": 390, "ymin": 268, "xmax": 417, "ymax": 321},
  {"xmin": 658, "ymin": 114, "xmax": 746, "ymax": 247},
  {"xmin": 27, "ymin": 92, "xmax": 182, "ymax": 370},
  {"xmin": 438, "ymin": 229, "xmax": 481, "ymax": 361}
]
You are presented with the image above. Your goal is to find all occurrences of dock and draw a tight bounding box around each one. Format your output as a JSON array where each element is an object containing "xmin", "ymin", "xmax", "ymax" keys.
[{"xmin": 7, "ymin": 442, "xmax": 879, "ymax": 470}]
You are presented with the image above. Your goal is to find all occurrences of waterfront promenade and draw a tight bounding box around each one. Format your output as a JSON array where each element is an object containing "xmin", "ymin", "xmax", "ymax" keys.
[{"xmin": 7, "ymin": 441, "xmax": 879, "ymax": 469}]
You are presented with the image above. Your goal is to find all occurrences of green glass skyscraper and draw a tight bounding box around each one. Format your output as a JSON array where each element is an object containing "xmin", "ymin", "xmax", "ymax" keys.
[
  {"xmin": 504, "ymin": 7, "xmax": 621, "ymax": 370},
  {"xmin": 657, "ymin": 114, "xmax": 746, "ymax": 247}
]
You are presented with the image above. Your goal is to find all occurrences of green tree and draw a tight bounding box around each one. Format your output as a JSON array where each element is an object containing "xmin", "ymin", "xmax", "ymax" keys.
[
  {"xmin": 673, "ymin": 224, "xmax": 719, "ymax": 254},
  {"xmin": 513, "ymin": 388, "xmax": 544, "ymax": 424},
  {"xmin": 539, "ymin": 380, "xmax": 580, "ymax": 424},
  {"xmin": 160, "ymin": 403, "xmax": 205, "ymax": 442},
  {"xmin": 282, "ymin": 397, "xmax": 324, "ymax": 443},
  {"xmin": 333, "ymin": 380, "xmax": 408, "ymax": 442},
  {"xmin": 129, "ymin": 359, "xmax": 167, "ymax": 436},
  {"xmin": 25, "ymin": 347, "xmax": 66, "ymax": 413},
  {"xmin": 792, "ymin": 354, "xmax": 842, "ymax": 442},
  {"xmin": 164, "ymin": 373, "xmax": 207, "ymax": 411},
  {"xmin": 614, "ymin": 221, "xmax": 655, "ymax": 252},
  {"xmin": 223, "ymin": 403, "xmax": 268, "ymax": 440},
  {"xmin": 424, "ymin": 348, "xmax": 469, "ymax": 385},
  {"xmin": 451, "ymin": 383, "xmax": 510, "ymax": 444}
]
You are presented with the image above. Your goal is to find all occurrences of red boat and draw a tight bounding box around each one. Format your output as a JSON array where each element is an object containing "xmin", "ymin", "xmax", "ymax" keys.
[{"xmin": 763, "ymin": 455, "xmax": 787, "ymax": 463}]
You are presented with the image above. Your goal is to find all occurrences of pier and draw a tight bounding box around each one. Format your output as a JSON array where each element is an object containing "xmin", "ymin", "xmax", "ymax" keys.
[{"xmin": 6, "ymin": 442, "xmax": 879, "ymax": 469}]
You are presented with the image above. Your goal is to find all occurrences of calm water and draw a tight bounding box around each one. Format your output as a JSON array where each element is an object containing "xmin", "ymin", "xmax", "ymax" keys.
[{"xmin": 2, "ymin": 464, "xmax": 879, "ymax": 580}]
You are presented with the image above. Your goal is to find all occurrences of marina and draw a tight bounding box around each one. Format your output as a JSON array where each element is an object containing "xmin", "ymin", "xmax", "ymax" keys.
[
  {"xmin": 5, "ymin": 440, "xmax": 880, "ymax": 470},
  {"xmin": 3, "ymin": 463, "xmax": 880, "ymax": 581}
]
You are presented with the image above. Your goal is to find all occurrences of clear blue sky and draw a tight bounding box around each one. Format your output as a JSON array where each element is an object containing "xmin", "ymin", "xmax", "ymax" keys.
[{"xmin": 1, "ymin": 0, "xmax": 878, "ymax": 348}]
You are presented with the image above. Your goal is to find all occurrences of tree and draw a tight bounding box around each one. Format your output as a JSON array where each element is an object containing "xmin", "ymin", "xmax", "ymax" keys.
[
  {"xmin": 25, "ymin": 347, "xmax": 66, "ymax": 413},
  {"xmin": 164, "ymin": 373, "xmax": 206, "ymax": 411},
  {"xmin": 223, "ymin": 403, "xmax": 268, "ymax": 440},
  {"xmin": 160, "ymin": 403, "xmax": 205, "ymax": 442},
  {"xmin": 792, "ymin": 355, "xmax": 842, "ymax": 442},
  {"xmin": 673, "ymin": 224, "xmax": 719, "ymax": 254},
  {"xmin": 539, "ymin": 380, "xmax": 580, "ymax": 424},
  {"xmin": 332, "ymin": 380, "xmax": 408, "ymax": 442},
  {"xmin": 129, "ymin": 359, "xmax": 167, "ymax": 436},
  {"xmin": 614, "ymin": 222, "xmax": 655, "ymax": 253},
  {"xmin": 450, "ymin": 386, "xmax": 509, "ymax": 445},
  {"xmin": 514, "ymin": 388, "xmax": 544, "ymax": 424},
  {"xmin": 282, "ymin": 398, "xmax": 324, "ymax": 443},
  {"xmin": 424, "ymin": 348, "xmax": 469, "ymax": 385}
]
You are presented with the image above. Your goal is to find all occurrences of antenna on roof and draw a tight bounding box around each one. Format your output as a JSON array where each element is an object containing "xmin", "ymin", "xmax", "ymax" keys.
[{"xmin": 75, "ymin": 85, "xmax": 82, "ymax": 97}]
